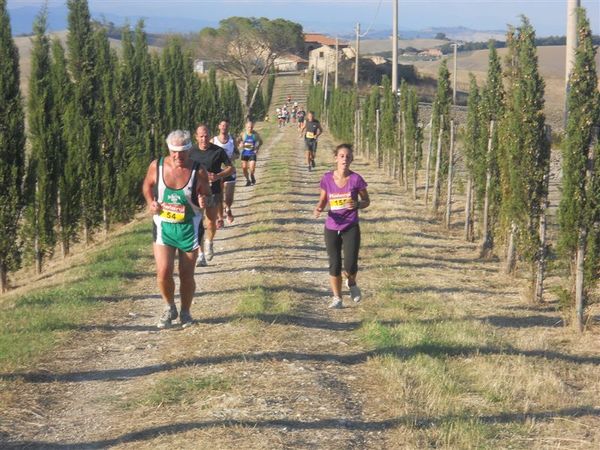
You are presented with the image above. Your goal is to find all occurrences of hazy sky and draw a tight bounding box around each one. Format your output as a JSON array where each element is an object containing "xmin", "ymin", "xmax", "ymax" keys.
[{"xmin": 7, "ymin": 0, "xmax": 600, "ymax": 36}]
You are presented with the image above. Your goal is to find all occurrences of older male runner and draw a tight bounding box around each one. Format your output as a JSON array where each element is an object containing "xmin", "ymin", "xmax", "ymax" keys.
[
  {"xmin": 142, "ymin": 130, "xmax": 211, "ymax": 328},
  {"xmin": 191, "ymin": 124, "xmax": 234, "ymax": 264}
]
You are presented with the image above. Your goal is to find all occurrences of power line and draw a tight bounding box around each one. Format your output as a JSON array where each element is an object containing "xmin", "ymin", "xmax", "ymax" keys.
[{"xmin": 359, "ymin": 0, "xmax": 383, "ymax": 38}]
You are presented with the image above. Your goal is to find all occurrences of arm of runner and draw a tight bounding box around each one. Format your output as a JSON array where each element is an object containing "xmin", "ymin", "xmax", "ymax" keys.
[
  {"xmin": 142, "ymin": 159, "xmax": 161, "ymax": 214},
  {"xmin": 315, "ymin": 123, "xmax": 323, "ymax": 139},
  {"xmin": 255, "ymin": 132, "xmax": 263, "ymax": 153},
  {"xmin": 313, "ymin": 189, "xmax": 328, "ymax": 218},
  {"xmin": 347, "ymin": 189, "xmax": 370, "ymax": 210},
  {"xmin": 196, "ymin": 167, "xmax": 211, "ymax": 209},
  {"xmin": 208, "ymin": 150, "xmax": 234, "ymax": 182}
]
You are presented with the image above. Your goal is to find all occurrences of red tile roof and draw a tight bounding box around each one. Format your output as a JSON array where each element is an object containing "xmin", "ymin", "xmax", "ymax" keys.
[{"xmin": 304, "ymin": 33, "xmax": 338, "ymax": 46}]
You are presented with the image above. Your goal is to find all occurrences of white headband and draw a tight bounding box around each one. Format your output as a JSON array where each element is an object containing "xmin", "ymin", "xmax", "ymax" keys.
[{"xmin": 168, "ymin": 142, "xmax": 192, "ymax": 152}]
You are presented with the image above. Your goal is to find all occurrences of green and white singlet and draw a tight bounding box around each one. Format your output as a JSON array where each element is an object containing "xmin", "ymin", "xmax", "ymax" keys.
[{"xmin": 153, "ymin": 158, "xmax": 203, "ymax": 252}]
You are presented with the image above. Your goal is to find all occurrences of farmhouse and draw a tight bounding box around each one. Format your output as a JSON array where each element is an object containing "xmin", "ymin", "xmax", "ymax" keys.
[
  {"xmin": 418, "ymin": 48, "xmax": 443, "ymax": 59},
  {"xmin": 274, "ymin": 54, "xmax": 309, "ymax": 72},
  {"xmin": 304, "ymin": 33, "xmax": 349, "ymax": 73}
]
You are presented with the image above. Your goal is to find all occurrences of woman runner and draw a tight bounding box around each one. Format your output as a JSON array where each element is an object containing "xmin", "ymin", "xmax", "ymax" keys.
[{"xmin": 314, "ymin": 144, "xmax": 370, "ymax": 308}]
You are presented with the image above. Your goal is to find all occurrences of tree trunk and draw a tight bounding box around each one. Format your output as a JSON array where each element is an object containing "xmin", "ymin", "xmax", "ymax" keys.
[
  {"xmin": 402, "ymin": 112, "xmax": 408, "ymax": 191},
  {"xmin": 103, "ymin": 200, "xmax": 109, "ymax": 237},
  {"xmin": 34, "ymin": 182, "xmax": 42, "ymax": 275},
  {"xmin": 574, "ymin": 128, "xmax": 597, "ymax": 331},
  {"xmin": 534, "ymin": 126, "xmax": 553, "ymax": 303},
  {"xmin": 479, "ymin": 120, "xmax": 495, "ymax": 258},
  {"xmin": 445, "ymin": 120, "xmax": 455, "ymax": 228},
  {"xmin": 534, "ymin": 189, "xmax": 548, "ymax": 303},
  {"xmin": 375, "ymin": 109, "xmax": 381, "ymax": 168},
  {"xmin": 0, "ymin": 263, "xmax": 7, "ymax": 294},
  {"xmin": 424, "ymin": 117, "xmax": 434, "ymax": 207},
  {"xmin": 366, "ymin": 137, "xmax": 370, "ymax": 160},
  {"xmin": 57, "ymin": 189, "xmax": 69, "ymax": 258},
  {"xmin": 413, "ymin": 140, "xmax": 419, "ymax": 200},
  {"xmin": 432, "ymin": 116, "xmax": 444, "ymax": 213},
  {"xmin": 464, "ymin": 176, "xmax": 474, "ymax": 241},
  {"xmin": 575, "ymin": 229, "xmax": 586, "ymax": 332},
  {"xmin": 504, "ymin": 223, "xmax": 517, "ymax": 275}
]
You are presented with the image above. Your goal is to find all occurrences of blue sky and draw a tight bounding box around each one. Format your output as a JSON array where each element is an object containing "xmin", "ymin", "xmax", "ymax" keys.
[{"xmin": 7, "ymin": 0, "xmax": 600, "ymax": 36}]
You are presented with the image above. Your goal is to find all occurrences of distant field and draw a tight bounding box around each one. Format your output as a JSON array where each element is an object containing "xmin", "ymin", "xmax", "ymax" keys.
[
  {"xmin": 14, "ymin": 31, "xmax": 162, "ymax": 98},
  {"xmin": 361, "ymin": 38, "xmax": 448, "ymax": 54},
  {"xmin": 411, "ymin": 45, "xmax": 600, "ymax": 129}
]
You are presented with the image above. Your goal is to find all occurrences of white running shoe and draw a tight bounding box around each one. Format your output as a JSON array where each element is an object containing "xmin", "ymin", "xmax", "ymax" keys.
[
  {"xmin": 346, "ymin": 280, "xmax": 362, "ymax": 303},
  {"xmin": 196, "ymin": 253, "xmax": 207, "ymax": 267},
  {"xmin": 328, "ymin": 296, "xmax": 343, "ymax": 309},
  {"xmin": 205, "ymin": 240, "xmax": 214, "ymax": 261}
]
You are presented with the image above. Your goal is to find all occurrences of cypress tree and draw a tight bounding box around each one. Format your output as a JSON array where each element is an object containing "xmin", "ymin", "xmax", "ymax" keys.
[
  {"xmin": 25, "ymin": 8, "xmax": 57, "ymax": 273},
  {"xmin": 66, "ymin": 0, "xmax": 101, "ymax": 244},
  {"xmin": 380, "ymin": 76, "xmax": 396, "ymax": 173},
  {"xmin": 463, "ymin": 75, "xmax": 483, "ymax": 241},
  {"xmin": 0, "ymin": 0, "xmax": 26, "ymax": 291},
  {"xmin": 431, "ymin": 59, "xmax": 452, "ymax": 211},
  {"xmin": 498, "ymin": 17, "xmax": 550, "ymax": 289},
  {"xmin": 50, "ymin": 38, "xmax": 77, "ymax": 257},
  {"xmin": 94, "ymin": 26, "xmax": 118, "ymax": 231},
  {"xmin": 223, "ymin": 79, "xmax": 244, "ymax": 135},
  {"xmin": 558, "ymin": 8, "xmax": 600, "ymax": 330},
  {"xmin": 479, "ymin": 41, "xmax": 505, "ymax": 254}
]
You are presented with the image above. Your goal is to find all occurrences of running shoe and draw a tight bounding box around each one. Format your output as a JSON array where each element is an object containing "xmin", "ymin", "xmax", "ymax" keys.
[
  {"xmin": 311, "ymin": 159, "xmax": 316, "ymax": 168},
  {"xmin": 157, "ymin": 305, "xmax": 178, "ymax": 329},
  {"xmin": 346, "ymin": 280, "xmax": 362, "ymax": 303},
  {"xmin": 196, "ymin": 253, "xmax": 207, "ymax": 267},
  {"xmin": 205, "ymin": 240, "xmax": 214, "ymax": 261},
  {"xmin": 180, "ymin": 310, "xmax": 193, "ymax": 328},
  {"xmin": 251, "ymin": 174, "xmax": 256, "ymax": 185},
  {"xmin": 328, "ymin": 296, "xmax": 343, "ymax": 309},
  {"xmin": 245, "ymin": 179, "xmax": 252, "ymax": 187}
]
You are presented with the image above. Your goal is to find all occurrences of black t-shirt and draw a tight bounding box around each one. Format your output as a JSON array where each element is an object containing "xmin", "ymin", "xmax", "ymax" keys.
[
  {"xmin": 190, "ymin": 143, "xmax": 232, "ymax": 194},
  {"xmin": 297, "ymin": 110, "xmax": 306, "ymax": 121},
  {"xmin": 305, "ymin": 120, "xmax": 320, "ymax": 140}
]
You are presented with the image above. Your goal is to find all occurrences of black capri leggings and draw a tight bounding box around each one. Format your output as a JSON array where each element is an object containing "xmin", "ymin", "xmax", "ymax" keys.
[{"xmin": 324, "ymin": 224, "xmax": 361, "ymax": 276}]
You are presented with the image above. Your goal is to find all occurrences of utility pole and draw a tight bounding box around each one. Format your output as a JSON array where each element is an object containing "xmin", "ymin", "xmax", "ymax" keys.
[
  {"xmin": 392, "ymin": 0, "xmax": 399, "ymax": 93},
  {"xmin": 451, "ymin": 43, "xmax": 458, "ymax": 105},
  {"xmin": 354, "ymin": 22, "xmax": 360, "ymax": 87},
  {"xmin": 565, "ymin": 0, "xmax": 580, "ymax": 125},
  {"xmin": 335, "ymin": 36, "xmax": 339, "ymax": 89}
]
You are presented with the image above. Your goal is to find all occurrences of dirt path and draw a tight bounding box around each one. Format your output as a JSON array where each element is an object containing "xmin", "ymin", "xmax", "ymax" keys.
[{"xmin": 3, "ymin": 97, "xmax": 600, "ymax": 448}]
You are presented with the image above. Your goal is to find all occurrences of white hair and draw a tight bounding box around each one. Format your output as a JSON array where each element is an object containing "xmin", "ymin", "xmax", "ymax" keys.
[{"xmin": 165, "ymin": 130, "xmax": 192, "ymax": 151}]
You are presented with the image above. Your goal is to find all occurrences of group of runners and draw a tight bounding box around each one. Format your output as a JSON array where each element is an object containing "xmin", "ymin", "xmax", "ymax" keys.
[{"xmin": 143, "ymin": 110, "xmax": 369, "ymax": 328}]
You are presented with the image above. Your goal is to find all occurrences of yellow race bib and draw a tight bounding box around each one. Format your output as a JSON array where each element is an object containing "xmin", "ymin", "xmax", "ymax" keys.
[
  {"xmin": 306, "ymin": 131, "xmax": 315, "ymax": 139},
  {"xmin": 160, "ymin": 203, "xmax": 186, "ymax": 223},
  {"xmin": 329, "ymin": 193, "xmax": 351, "ymax": 211}
]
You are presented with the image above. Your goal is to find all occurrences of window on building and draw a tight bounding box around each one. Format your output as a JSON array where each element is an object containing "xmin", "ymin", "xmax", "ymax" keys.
[{"xmin": 319, "ymin": 51, "xmax": 324, "ymax": 58}]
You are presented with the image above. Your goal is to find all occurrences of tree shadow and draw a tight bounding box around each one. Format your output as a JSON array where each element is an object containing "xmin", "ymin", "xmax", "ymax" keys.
[
  {"xmin": 6, "ymin": 407, "xmax": 600, "ymax": 448},
  {"xmin": 4, "ymin": 342, "xmax": 599, "ymax": 384}
]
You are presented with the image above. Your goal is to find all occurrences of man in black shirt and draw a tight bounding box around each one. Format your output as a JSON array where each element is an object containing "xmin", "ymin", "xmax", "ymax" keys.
[
  {"xmin": 191, "ymin": 124, "xmax": 234, "ymax": 264},
  {"xmin": 301, "ymin": 111, "xmax": 323, "ymax": 172}
]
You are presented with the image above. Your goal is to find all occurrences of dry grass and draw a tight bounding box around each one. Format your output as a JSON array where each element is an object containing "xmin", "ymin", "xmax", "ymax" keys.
[{"xmin": 3, "ymin": 75, "xmax": 599, "ymax": 449}]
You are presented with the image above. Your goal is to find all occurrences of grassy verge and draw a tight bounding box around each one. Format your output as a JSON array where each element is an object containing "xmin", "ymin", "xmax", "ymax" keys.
[
  {"xmin": 123, "ymin": 372, "xmax": 232, "ymax": 409},
  {"xmin": 0, "ymin": 221, "xmax": 151, "ymax": 371}
]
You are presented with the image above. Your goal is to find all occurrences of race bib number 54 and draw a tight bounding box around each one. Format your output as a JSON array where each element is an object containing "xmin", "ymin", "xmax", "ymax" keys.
[{"xmin": 160, "ymin": 203, "xmax": 185, "ymax": 223}]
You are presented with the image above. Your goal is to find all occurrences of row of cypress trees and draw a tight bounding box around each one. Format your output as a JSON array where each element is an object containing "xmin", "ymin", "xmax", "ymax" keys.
[
  {"xmin": 308, "ymin": 11, "xmax": 599, "ymax": 330},
  {"xmin": 0, "ymin": 0, "xmax": 244, "ymax": 289}
]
